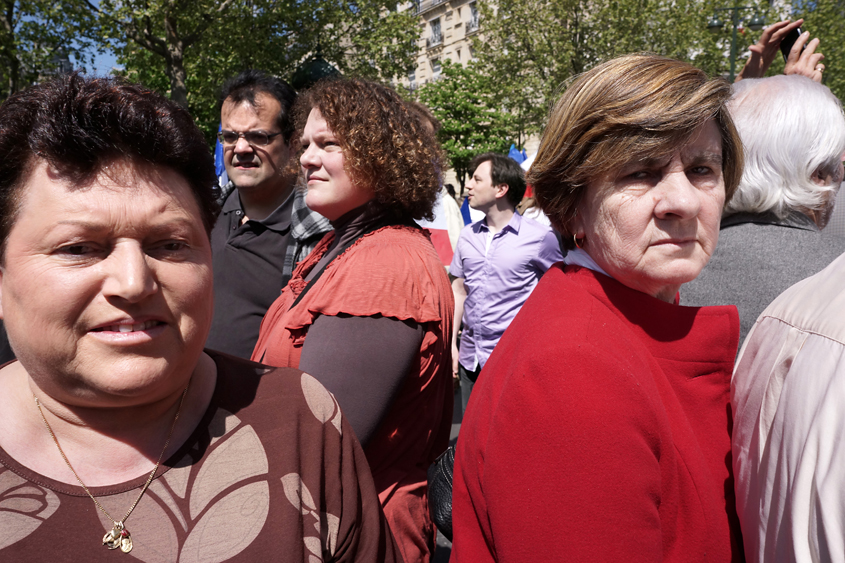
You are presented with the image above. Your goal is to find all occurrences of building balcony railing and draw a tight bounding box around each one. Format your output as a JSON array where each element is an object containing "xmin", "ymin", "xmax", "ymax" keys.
[
  {"xmin": 416, "ymin": 0, "xmax": 447, "ymax": 15},
  {"xmin": 467, "ymin": 15, "xmax": 480, "ymax": 32},
  {"xmin": 427, "ymin": 32, "xmax": 443, "ymax": 47}
]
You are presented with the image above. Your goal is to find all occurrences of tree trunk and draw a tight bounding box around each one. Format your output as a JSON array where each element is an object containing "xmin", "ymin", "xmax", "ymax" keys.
[
  {"xmin": 457, "ymin": 165, "xmax": 467, "ymax": 192},
  {"xmin": 1, "ymin": 0, "xmax": 19, "ymax": 97},
  {"xmin": 7, "ymin": 55, "xmax": 18, "ymax": 95},
  {"xmin": 164, "ymin": 13, "xmax": 188, "ymax": 108}
]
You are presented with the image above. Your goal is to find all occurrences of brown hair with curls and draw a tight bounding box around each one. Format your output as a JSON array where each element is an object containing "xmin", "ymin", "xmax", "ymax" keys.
[
  {"xmin": 293, "ymin": 78, "xmax": 444, "ymax": 222},
  {"xmin": 528, "ymin": 53, "xmax": 743, "ymax": 250}
]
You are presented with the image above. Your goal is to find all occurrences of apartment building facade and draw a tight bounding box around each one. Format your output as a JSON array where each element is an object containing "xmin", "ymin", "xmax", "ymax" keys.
[
  {"xmin": 401, "ymin": 0, "xmax": 480, "ymax": 90},
  {"xmin": 399, "ymin": 0, "xmax": 543, "ymax": 187}
]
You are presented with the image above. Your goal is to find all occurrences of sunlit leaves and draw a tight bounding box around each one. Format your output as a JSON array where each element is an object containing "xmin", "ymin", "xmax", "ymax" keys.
[
  {"xmin": 101, "ymin": 0, "xmax": 419, "ymax": 142},
  {"xmin": 790, "ymin": 0, "xmax": 845, "ymax": 102},
  {"xmin": 0, "ymin": 0, "xmax": 98, "ymax": 100},
  {"xmin": 417, "ymin": 60, "xmax": 513, "ymax": 190},
  {"xmin": 469, "ymin": 0, "xmax": 764, "ymax": 136}
]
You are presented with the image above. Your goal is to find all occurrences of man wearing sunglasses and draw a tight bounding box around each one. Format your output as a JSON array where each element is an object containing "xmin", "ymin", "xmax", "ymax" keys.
[{"xmin": 206, "ymin": 70, "xmax": 332, "ymax": 359}]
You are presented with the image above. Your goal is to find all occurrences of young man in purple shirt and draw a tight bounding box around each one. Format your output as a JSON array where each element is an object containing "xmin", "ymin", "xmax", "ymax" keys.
[{"xmin": 450, "ymin": 153, "xmax": 564, "ymax": 413}]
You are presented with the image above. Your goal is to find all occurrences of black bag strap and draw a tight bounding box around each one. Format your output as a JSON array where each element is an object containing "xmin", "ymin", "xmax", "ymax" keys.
[{"xmin": 289, "ymin": 215, "xmax": 418, "ymax": 311}]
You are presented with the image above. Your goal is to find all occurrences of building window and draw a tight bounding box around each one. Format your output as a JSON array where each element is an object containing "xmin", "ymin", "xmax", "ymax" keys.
[
  {"xmin": 456, "ymin": 48, "xmax": 461, "ymax": 62},
  {"xmin": 409, "ymin": 69, "xmax": 416, "ymax": 82},
  {"xmin": 468, "ymin": 2, "xmax": 479, "ymax": 31},
  {"xmin": 428, "ymin": 18, "xmax": 442, "ymax": 47},
  {"xmin": 431, "ymin": 58, "xmax": 441, "ymax": 77}
]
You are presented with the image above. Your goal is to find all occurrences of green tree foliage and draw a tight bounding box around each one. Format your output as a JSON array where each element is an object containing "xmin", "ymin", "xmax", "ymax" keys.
[
  {"xmin": 318, "ymin": 1, "xmax": 420, "ymax": 81},
  {"xmin": 791, "ymin": 0, "xmax": 845, "ymax": 102},
  {"xmin": 90, "ymin": 0, "xmax": 238, "ymax": 110},
  {"xmin": 417, "ymin": 60, "xmax": 513, "ymax": 191},
  {"xmin": 471, "ymin": 0, "xmax": 758, "ymax": 137},
  {"xmin": 86, "ymin": 0, "xmax": 418, "ymax": 141},
  {"xmin": 0, "ymin": 0, "xmax": 96, "ymax": 100}
]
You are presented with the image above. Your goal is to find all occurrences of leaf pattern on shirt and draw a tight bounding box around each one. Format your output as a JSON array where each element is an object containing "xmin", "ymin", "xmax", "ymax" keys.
[
  {"xmin": 282, "ymin": 473, "xmax": 340, "ymax": 562},
  {"xmin": 301, "ymin": 372, "xmax": 343, "ymax": 435},
  {"xmin": 91, "ymin": 409, "xmax": 271, "ymax": 563},
  {"xmin": 0, "ymin": 469, "xmax": 60, "ymax": 549}
]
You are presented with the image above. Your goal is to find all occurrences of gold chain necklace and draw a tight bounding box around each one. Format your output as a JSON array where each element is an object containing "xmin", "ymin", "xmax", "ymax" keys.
[{"xmin": 34, "ymin": 384, "xmax": 189, "ymax": 554}]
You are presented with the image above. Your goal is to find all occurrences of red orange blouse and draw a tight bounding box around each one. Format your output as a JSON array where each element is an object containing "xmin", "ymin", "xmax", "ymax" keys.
[{"xmin": 253, "ymin": 225, "xmax": 454, "ymax": 563}]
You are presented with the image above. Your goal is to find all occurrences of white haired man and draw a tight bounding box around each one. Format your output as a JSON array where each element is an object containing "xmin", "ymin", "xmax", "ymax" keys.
[{"xmin": 682, "ymin": 74, "xmax": 845, "ymax": 344}]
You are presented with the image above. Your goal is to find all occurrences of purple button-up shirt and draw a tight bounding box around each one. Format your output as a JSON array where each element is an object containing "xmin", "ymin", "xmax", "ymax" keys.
[{"xmin": 450, "ymin": 212, "xmax": 563, "ymax": 370}]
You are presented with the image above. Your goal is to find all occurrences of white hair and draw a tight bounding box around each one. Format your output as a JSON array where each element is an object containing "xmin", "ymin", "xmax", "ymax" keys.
[{"xmin": 725, "ymin": 75, "xmax": 845, "ymax": 218}]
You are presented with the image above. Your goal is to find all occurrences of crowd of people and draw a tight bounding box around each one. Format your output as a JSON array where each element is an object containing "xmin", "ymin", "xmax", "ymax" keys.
[{"xmin": 0, "ymin": 17, "xmax": 843, "ymax": 563}]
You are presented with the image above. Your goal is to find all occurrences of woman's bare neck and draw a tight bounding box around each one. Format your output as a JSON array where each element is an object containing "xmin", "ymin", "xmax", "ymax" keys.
[{"xmin": 0, "ymin": 353, "xmax": 217, "ymax": 486}]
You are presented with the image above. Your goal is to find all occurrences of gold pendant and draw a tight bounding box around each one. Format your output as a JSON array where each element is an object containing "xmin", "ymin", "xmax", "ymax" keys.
[
  {"xmin": 120, "ymin": 533, "xmax": 133, "ymax": 553},
  {"xmin": 103, "ymin": 522, "xmax": 133, "ymax": 553}
]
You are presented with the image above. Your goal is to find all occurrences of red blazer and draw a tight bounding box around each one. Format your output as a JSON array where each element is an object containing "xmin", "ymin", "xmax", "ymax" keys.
[{"xmin": 451, "ymin": 265, "xmax": 743, "ymax": 562}]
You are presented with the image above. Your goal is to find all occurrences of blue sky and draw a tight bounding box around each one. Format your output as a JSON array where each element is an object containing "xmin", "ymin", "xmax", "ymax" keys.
[
  {"xmin": 83, "ymin": 0, "xmax": 121, "ymax": 75},
  {"xmin": 86, "ymin": 50, "xmax": 121, "ymax": 75}
]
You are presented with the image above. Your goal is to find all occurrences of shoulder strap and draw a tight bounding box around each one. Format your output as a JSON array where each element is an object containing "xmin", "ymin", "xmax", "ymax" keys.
[{"xmin": 289, "ymin": 216, "xmax": 418, "ymax": 311}]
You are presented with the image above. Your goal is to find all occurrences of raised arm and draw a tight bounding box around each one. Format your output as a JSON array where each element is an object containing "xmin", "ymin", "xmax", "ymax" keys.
[
  {"xmin": 736, "ymin": 19, "xmax": 825, "ymax": 83},
  {"xmin": 784, "ymin": 31, "xmax": 825, "ymax": 82}
]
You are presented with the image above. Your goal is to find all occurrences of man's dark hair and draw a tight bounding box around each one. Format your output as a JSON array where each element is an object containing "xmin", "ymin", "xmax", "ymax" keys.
[
  {"xmin": 0, "ymin": 72, "xmax": 219, "ymax": 261},
  {"xmin": 219, "ymin": 70, "xmax": 297, "ymax": 143},
  {"xmin": 471, "ymin": 152, "xmax": 527, "ymax": 208}
]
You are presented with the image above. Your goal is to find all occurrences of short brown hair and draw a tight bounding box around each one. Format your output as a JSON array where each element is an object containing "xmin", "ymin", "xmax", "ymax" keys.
[
  {"xmin": 405, "ymin": 100, "xmax": 442, "ymax": 135},
  {"xmin": 294, "ymin": 78, "xmax": 444, "ymax": 222},
  {"xmin": 528, "ymin": 53, "xmax": 743, "ymax": 249}
]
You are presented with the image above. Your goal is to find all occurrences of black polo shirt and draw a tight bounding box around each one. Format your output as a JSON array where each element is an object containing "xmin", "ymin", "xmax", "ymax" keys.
[{"xmin": 206, "ymin": 188, "xmax": 294, "ymax": 359}]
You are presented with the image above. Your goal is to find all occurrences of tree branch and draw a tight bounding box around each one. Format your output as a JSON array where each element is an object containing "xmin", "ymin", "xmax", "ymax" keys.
[
  {"xmin": 80, "ymin": 0, "xmax": 167, "ymax": 57},
  {"xmin": 123, "ymin": 19, "xmax": 167, "ymax": 57},
  {"xmin": 182, "ymin": 0, "xmax": 236, "ymax": 46},
  {"xmin": 80, "ymin": 0, "xmax": 100, "ymax": 14}
]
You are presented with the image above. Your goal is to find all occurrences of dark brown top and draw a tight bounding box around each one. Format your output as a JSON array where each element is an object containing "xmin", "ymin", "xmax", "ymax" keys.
[{"xmin": 0, "ymin": 351, "xmax": 400, "ymax": 562}]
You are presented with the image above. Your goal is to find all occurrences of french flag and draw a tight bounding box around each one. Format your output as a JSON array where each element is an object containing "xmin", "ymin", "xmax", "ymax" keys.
[
  {"xmin": 460, "ymin": 197, "xmax": 484, "ymax": 225},
  {"xmin": 214, "ymin": 123, "xmax": 229, "ymax": 187}
]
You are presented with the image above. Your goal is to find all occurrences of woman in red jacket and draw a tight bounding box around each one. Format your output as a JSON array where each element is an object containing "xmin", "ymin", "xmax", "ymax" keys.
[{"xmin": 451, "ymin": 54, "xmax": 746, "ymax": 562}]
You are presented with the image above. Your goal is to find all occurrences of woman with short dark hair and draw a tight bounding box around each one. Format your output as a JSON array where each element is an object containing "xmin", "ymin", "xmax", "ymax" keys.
[
  {"xmin": 0, "ymin": 73, "xmax": 398, "ymax": 562},
  {"xmin": 252, "ymin": 78, "xmax": 454, "ymax": 563}
]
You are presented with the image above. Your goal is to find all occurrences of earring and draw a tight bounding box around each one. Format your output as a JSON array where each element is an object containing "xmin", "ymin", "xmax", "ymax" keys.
[{"xmin": 573, "ymin": 233, "xmax": 583, "ymax": 249}]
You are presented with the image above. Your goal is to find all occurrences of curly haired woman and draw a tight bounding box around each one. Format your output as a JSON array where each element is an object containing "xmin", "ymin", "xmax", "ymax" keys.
[{"xmin": 252, "ymin": 78, "xmax": 454, "ymax": 563}]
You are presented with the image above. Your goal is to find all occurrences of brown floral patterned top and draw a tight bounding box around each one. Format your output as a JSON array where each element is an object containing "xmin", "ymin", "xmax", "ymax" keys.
[{"xmin": 0, "ymin": 351, "xmax": 400, "ymax": 562}]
